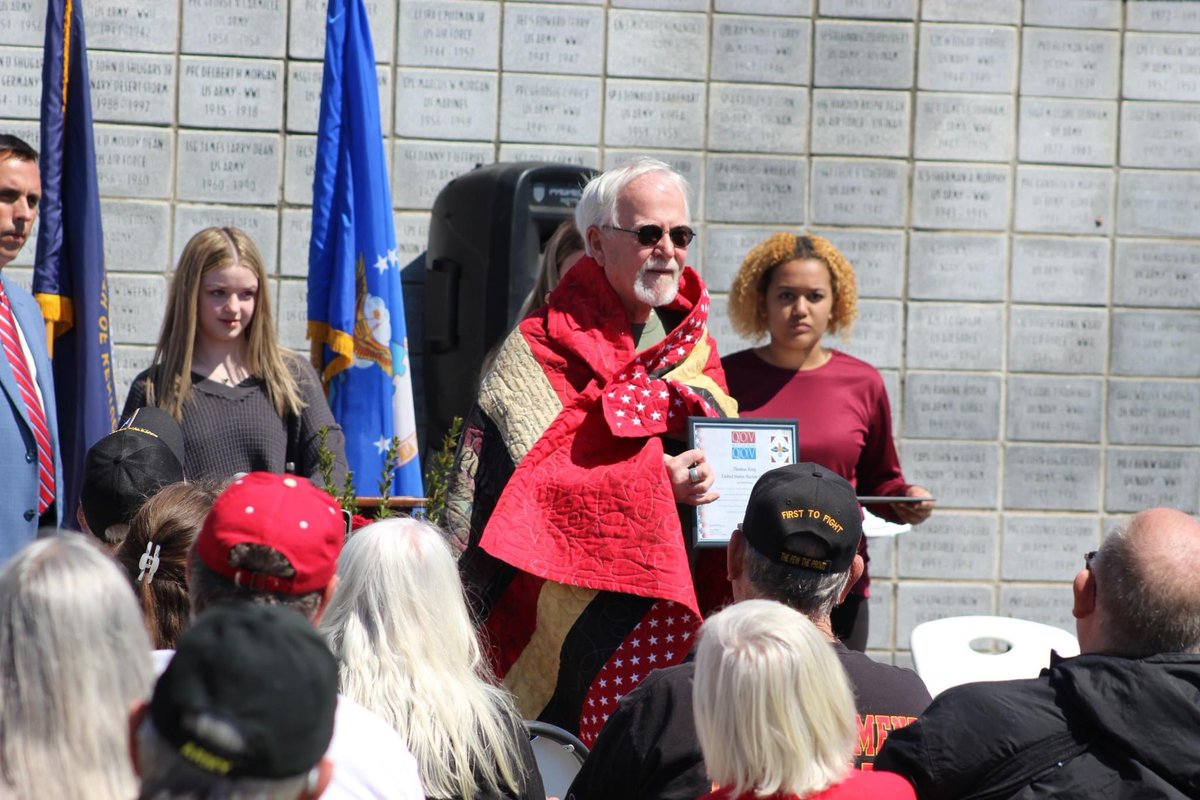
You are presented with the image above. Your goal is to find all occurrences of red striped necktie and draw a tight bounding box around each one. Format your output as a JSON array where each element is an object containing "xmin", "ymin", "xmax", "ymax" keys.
[{"xmin": 0, "ymin": 285, "xmax": 54, "ymax": 514}]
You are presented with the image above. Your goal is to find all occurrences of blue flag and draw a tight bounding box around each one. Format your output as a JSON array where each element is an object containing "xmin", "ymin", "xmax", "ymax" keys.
[
  {"xmin": 308, "ymin": 0, "xmax": 422, "ymax": 499},
  {"xmin": 34, "ymin": 0, "xmax": 118, "ymax": 526}
]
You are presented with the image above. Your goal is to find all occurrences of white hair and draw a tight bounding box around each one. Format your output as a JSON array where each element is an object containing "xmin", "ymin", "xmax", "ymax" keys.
[
  {"xmin": 693, "ymin": 600, "xmax": 855, "ymax": 798},
  {"xmin": 319, "ymin": 518, "xmax": 529, "ymax": 798},
  {"xmin": 0, "ymin": 534, "xmax": 153, "ymax": 800},
  {"xmin": 575, "ymin": 157, "xmax": 691, "ymax": 257}
]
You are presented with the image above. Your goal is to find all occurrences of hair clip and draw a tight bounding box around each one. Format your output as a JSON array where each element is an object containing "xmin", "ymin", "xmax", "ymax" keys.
[{"xmin": 138, "ymin": 541, "xmax": 162, "ymax": 585}]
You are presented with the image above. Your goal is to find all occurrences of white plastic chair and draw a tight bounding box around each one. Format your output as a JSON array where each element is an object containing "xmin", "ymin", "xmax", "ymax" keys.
[
  {"xmin": 526, "ymin": 721, "xmax": 588, "ymax": 799},
  {"xmin": 909, "ymin": 615, "xmax": 1080, "ymax": 698}
]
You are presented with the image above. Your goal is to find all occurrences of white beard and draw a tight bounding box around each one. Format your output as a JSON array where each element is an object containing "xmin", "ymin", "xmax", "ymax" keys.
[{"xmin": 633, "ymin": 256, "xmax": 680, "ymax": 308}]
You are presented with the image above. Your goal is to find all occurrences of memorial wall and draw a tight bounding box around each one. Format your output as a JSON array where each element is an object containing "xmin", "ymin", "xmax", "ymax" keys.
[{"xmin": 2, "ymin": 0, "xmax": 1200, "ymax": 657}]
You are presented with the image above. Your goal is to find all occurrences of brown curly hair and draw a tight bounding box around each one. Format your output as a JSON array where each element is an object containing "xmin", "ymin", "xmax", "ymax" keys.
[{"xmin": 727, "ymin": 233, "xmax": 858, "ymax": 342}]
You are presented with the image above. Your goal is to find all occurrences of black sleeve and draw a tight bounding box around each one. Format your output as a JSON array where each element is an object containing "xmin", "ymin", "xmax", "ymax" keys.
[
  {"xmin": 513, "ymin": 719, "xmax": 546, "ymax": 800},
  {"xmin": 289, "ymin": 356, "xmax": 348, "ymax": 488},
  {"xmin": 874, "ymin": 717, "xmax": 942, "ymax": 798},
  {"xmin": 120, "ymin": 370, "xmax": 151, "ymax": 421}
]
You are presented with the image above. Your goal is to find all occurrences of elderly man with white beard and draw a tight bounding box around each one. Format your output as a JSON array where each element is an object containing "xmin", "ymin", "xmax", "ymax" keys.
[{"xmin": 445, "ymin": 157, "xmax": 738, "ymax": 744}]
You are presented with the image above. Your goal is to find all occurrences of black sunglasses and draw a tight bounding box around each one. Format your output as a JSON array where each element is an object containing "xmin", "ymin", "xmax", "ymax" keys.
[
  {"xmin": 604, "ymin": 224, "xmax": 696, "ymax": 249},
  {"xmin": 1084, "ymin": 550, "xmax": 1097, "ymax": 571}
]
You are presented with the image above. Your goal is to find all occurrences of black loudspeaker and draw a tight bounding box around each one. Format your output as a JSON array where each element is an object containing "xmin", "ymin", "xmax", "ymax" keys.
[{"xmin": 424, "ymin": 162, "xmax": 597, "ymax": 450}]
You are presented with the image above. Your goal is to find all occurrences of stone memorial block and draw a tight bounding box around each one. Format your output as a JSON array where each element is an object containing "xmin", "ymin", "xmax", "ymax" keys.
[
  {"xmin": 1, "ymin": 0, "xmax": 41, "ymax": 47},
  {"xmin": 896, "ymin": 583, "xmax": 994, "ymax": 645},
  {"xmin": 898, "ymin": 513, "xmax": 996, "ymax": 579},
  {"xmin": 881, "ymin": 368, "xmax": 900, "ymax": 432},
  {"xmin": 1106, "ymin": 449, "xmax": 1200, "ymax": 514},
  {"xmin": 833, "ymin": 299, "xmax": 901, "ymax": 368},
  {"xmin": 1118, "ymin": 172, "xmax": 1200, "ymax": 238},
  {"xmin": 397, "ymin": 1, "xmax": 500, "ymax": 70},
  {"xmin": 0, "ymin": 119, "xmax": 37, "ymax": 152},
  {"xmin": 392, "ymin": 141, "xmax": 494, "ymax": 210},
  {"xmin": 901, "ymin": 442, "xmax": 999, "ymax": 509},
  {"xmin": 906, "ymin": 302, "xmax": 1003, "ymax": 370},
  {"xmin": 1014, "ymin": 167, "xmax": 1113, "ymax": 235},
  {"xmin": 288, "ymin": 0, "xmax": 394, "ymax": 61},
  {"xmin": 1024, "ymin": 0, "xmax": 1121, "ymax": 29},
  {"xmin": 902, "ymin": 372, "xmax": 1001, "ymax": 440},
  {"xmin": 704, "ymin": 156, "xmax": 805, "ymax": 224},
  {"xmin": 1011, "ymin": 236, "xmax": 1109, "ymax": 306},
  {"xmin": 999, "ymin": 586, "xmax": 1076, "ymax": 632},
  {"xmin": 181, "ymin": 0, "xmax": 286, "ymax": 58},
  {"xmin": 1120, "ymin": 102, "xmax": 1200, "ymax": 169},
  {"xmin": 276, "ymin": 280, "xmax": 309, "ymax": 351},
  {"xmin": 88, "ymin": 53, "xmax": 175, "ymax": 126},
  {"xmin": 611, "ymin": 0, "xmax": 705, "ymax": 10},
  {"xmin": 820, "ymin": 0, "xmax": 916, "ymax": 20},
  {"xmin": 393, "ymin": 211, "xmax": 431, "ymax": 276},
  {"xmin": 5, "ymin": 218, "xmax": 35, "ymax": 269},
  {"xmin": 1018, "ymin": 98, "xmax": 1117, "ymax": 166},
  {"xmin": 1124, "ymin": 34, "xmax": 1200, "ymax": 102},
  {"xmin": 500, "ymin": 74, "xmax": 599, "ymax": 146},
  {"xmin": 813, "ymin": 21, "xmax": 914, "ymax": 89},
  {"xmin": 811, "ymin": 229, "xmax": 905, "ymax": 298},
  {"xmin": 913, "ymin": 93, "xmax": 1013, "ymax": 162},
  {"xmin": 0, "ymin": 47, "xmax": 42, "ymax": 119},
  {"xmin": 279, "ymin": 209, "xmax": 311, "ymax": 278},
  {"xmin": 911, "ymin": 164, "xmax": 1009, "ymax": 231},
  {"xmin": 908, "ymin": 233, "xmax": 1006, "ymax": 301},
  {"xmin": 604, "ymin": 81, "xmax": 705, "ymax": 150},
  {"xmin": 706, "ymin": 295, "xmax": 754, "ymax": 356},
  {"xmin": 1007, "ymin": 307, "xmax": 1106, "ymax": 374},
  {"xmin": 109, "ymin": 274, "xmax": 167, "ymax": 345},
  {"xmin": 113, "ymin": 345, "xmax": 153, "ymax": 407},
  {"xmin": 498, "ymin": 144, "xmax": 597, "ymax": 167},
  {"xmin": 867, "ymin": 533, "xmax": 896, "ymax": 580},
  {"xmin": 502, "ymin": 4, "xmax": 603, "ymax": 75},
  {"xmin": 101, "ymin": 201, "xmax": 170, "ymax": 273},
  {"xmin": 1111, "ymin": 311, "xmax": 1200, "ymax": 377},
  {"xmin": 177, "ymin": 132, "xmax": 281, "ymax": 205},
  {"xmin": 699, "ymin": 226, "xmax": 775, "ymax": 293},
  {"xmin": 86, "ymin": 0, "xmax": 177, "ymax": 53},
  {"xmin": 1114, "ymin": 240, "xmax": 1200, "ymax": 308},
  {"xmin": 810, "ymin": 159, "xmax": 907, "ymax": 228},
  {"xmin": 1002, "ymin": 515, "xmax": 1099, "ymax": 581},
  {"xmin": 288, "ymin": 64, "xmax": 391, "ymax": 135},
  {"xmin": 1006, "ymin": 375, "xmax": 1103, "ymax": 443},
  {"xmin": 1004, "ymin": 445, "xmax": 1101, "ymax": 511},
  {"xmin": 604, "ymin": 149, "xmax": 703, "ymax": 211},
  {"xmin": 1108, "ymin": 380, "xmax": 1200, "ymax": 447},
  {"xmin": 810, "ymin": 90, "xmax": 909, "ymax": 157},
  {"xmin": 607, "ymin": 10, "xmax": 706, "ymax": 80},
  {"xmin": 95, "ymin": 126, "xmax": 173, "ymax": 199},
  {"xmin": 715, "ymin": 0, "xmax": 811, "ymax": 14},
  {"xmin": 711, "ymin": 15, "xmax": 810, "ymax": 86},
  {"xmin": 174, "ymin": 206, "xmax": 279, "ymax": 274},
  {"xmin": 179, "ymin": 57, "xmax": 284, "ymax": 131},
  {"xmin": 1019, "ymin": 29, "xmax": 1120, "ymax": 99},
  {"xmin": 284, "ymin": 136, "xmax": 317, "ymax": 206},
  {"xmin": 922, "ymin": 0, "xmax": 1018, "ymax": 24},
  {"xmin": 396, "ymin": 69, "xmax": 498, "ymax": 142},
  {"xmin": 866, "ymin": 587, "xmax": 893, "ymax": 652},
  {"xmin": 1128, "ymin": 1, "xmax": 1200, "ymax": 32},
  {"xmin": 707, "ymin": 84, "xmax": 807, "ymax": 155},
  {"xmin": 918, "ymin": 24, "xmax": 1017, "ymax": 94}
]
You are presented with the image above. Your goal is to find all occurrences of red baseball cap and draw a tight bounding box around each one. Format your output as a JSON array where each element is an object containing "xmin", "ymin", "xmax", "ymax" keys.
[{"xmin": 196, "ymin": 472, "xmax": 344, "ymax": 594}]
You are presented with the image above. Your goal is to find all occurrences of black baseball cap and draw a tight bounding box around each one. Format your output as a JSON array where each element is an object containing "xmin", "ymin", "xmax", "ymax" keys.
[
  {"xmin": 741, "ymin": 462, "xmax": 863, "ymax": 574},
  {"xmin": 150, "ymin": 603, "xmax": 338, "ymax": 779}
]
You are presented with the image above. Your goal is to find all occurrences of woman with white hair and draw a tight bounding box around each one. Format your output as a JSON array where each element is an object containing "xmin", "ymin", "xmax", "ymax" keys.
[
  {"xmin": 320, "ymin": 518, "xmax": 544, "ymax": 800},
  {"xmin": 693, "ymin": 600, "xmax": 914, "ymax": 800},
  {"xmin": 0, "ymin": 534, "xmax": 154, "ymax": 799}
]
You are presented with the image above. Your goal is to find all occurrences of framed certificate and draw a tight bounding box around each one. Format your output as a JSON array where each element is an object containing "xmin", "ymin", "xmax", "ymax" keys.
[{"xmin": 688, "ymin": 417, "xmax": 798, "ymax": 547}]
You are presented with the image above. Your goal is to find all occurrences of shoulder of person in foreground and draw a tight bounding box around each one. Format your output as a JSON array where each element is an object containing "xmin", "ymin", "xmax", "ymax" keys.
[{"xmin": 324, "ymin": 693, "xmax": 425, "ymax": 800}]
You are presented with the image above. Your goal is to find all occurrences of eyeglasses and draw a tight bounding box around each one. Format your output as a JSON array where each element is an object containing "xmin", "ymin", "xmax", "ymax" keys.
[
  {"xmin": 1084, "ymin": 550, "xmax": 1097, "ymax": 571},
  {"xmin": 604, "ymin": 224, "xmax": 696, "ymax": 249}
]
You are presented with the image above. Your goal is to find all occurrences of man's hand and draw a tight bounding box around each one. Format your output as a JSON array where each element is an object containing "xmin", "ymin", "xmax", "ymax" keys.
[
  {"xmin": 892, "ymin": 484, "xmax": 934, "ymax": 524},
  {"xmin": 664, "ymin": 448, "xmax": 719, "ymax": 506}
]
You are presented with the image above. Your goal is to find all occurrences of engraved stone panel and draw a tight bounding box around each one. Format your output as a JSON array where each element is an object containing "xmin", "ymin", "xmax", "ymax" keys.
[
  {"xmin": 832, "ymin": 299, "xmax": 902, "ymax": 369},
  {"xmin": 922, "ymin": 0, "xmax": 1018, "ymax": 24},
  {"xmin": 1006, "ymin": 375, "xmax": 1103, "ymax": 443},
  {"xmin": 95, "ymin": 126, "xmax": 174, "ymax": 199},
  {"xmin": 706, "ymin": 295, "xmax": 754, "ymax": 356},
  {"xmin": 392, "ymin": 141, "xmax": 495, "ymax": 210},
  {"xmin": 700, "ymin": 226, "xmax": 775, "ymax": 294},
  {"xmin": 1020, "ymin": 29, "xmax": 1120, "ymax": 99},
  {"xmin": 896, "ymin": 583, "xmax": 994, "ymax": 644},
  {"xmin": 820, "ymin": 0, "xmax": 915, "ymax": 20},
  {"xmin": 179, "ymin": 57, "xmax": 284, "ymax": 131},
  {"xmin": 396, "ymin": 69, "xmax": 498, "ymax": 142},
  {"xmin": 1008, "ymin": 306, "xmax": 1106, "ymax": 374},
  {"xmin": 88, "ymin": 53, "xmax": 175, "ymax": 126},
  {"xmin": 906, "ymin": 303, "xmax": 1003, "ymax": 370},
  {"xmin": 811, "ymin": 229, "xmax": 905, "ymax": 298},
  {"xmin": 109, "ymin": 274, "xmax": 167, "ymax": 345},
  {"xmin": 393, "ymin": 211, "xmax": 431, "ymax": 278},
  {"xmin": 1018, "ymin": 98, "xmax": 1117, "ymax": 166},
  {"xmin": 918, "ymin": 24, "xmax": 1017, "ymax": 94},
  {"xmin": 1124, "ymin": 33, "xmax": 1200, "ymax": 102},
  {"xmin": 604, "ymin": 149, "xmax": 703, "ymax": 212},
  {"xmin": 911, "ymin": 164, "xmax": 1010, "ymax": 231},
  {"xmin": 276, "ymin": 279, "xmax": 309, "ymax": 351},
  {"xmin": 1002, "ymin": 515, "xmax": 1099, "ymax": 581},
  {"xmin": 1024, "ymin": 0, "xmax": 1121, "ymax": 29},
  {"xmin": 715, "ymin": 0, "xmax": 811, "ymax": 14},
  {"xmin": 86, "ymin": 0, "xmax": 178, "ymax": 53},
  {"xmin": 900, "ymin": 443, "xmax": 1001, "ymax": 510},
  {"xmin": 604, "ymin": 81, "xmax": 705, "ymax": 150},
  {"xmin": 1109, "ymin": 380, "xmax": 1200, "ymax": 446},
  {"xmin": 1111, "ymin": 311, "xmax": 1200, "ymax": 377},
  {"xmin": 114, "ymin": 345, "xmax": 154, "ymax": 409},
  {"xmin": 181, "ymin": 0, "xmax": 286, "ymax": 58},
  {"xmin": 611, "ymin": 0, "xmax": 705, "ymax": 10},
  {"xmin": 898, "ymin": 513, "xmax": 995, "ymax": 579},
  {"xmin": 1014, "ymin": 167, "xmax": 1113, "ymax": 235},
  {"xmin": 1127, "ymin": 1, "xmax": 1200, "ymax": 32},
  {"xmin": 498, "ymin": 144, "xmax": 598, "ymax": 167},
  {"xmin": 711, "ymin": 15, "xmax": 811, "ymax": 86},
  {"xmin": 1004, "ymin": 445, "xmax": 1100, "ymax": 511},
  {"xmin": 1106, "ymin": 449, "xmax": 1200, "ymax": 514},
  {"xmin": 0, "ymin": 47, "xmax": 42, "ymax": 119},
  {"xmin": 813, "ymin": 21, "xmax": 914, "ymax": 89},
  {"xmin": 866, "ymin": 585, "xmax": 893, "ymax": 651},
  {"xmin": 708, "ymin": 85, "xmax": 807, "ymax": 155},
  {"xmin": 174, "ymin": 206, "xmax": 279, "ymax": 274},
  {"xmin": 704, "ymin": 156, "xmax": 805, "ymax": 224},
  {"xmin": 101, "ymin": 201, "xmax": 170, "ymax": 273},
  {"xmin": 1011, "ymin": 236, "xmax": 1109, "ymax": 306},
  {"xmin": 284, "ymin": 136, "xmax": 317, "ymax": 206},
  {"xmin": 397, "ymin": 1, "xmax": 500, "ymax": 70},
  {"xmin": 908, "ymin": 233, "xmax": 1005, "ymax": 301},
  {"xmin": 501, "ymin": 4, "xmax": 603, "ymax": 75},
  {"xmin": 1, "ymin": 0, "xmax": 42, "ymax": 47},
  {"xmin": 499, "ymin": 75, "xmax": 601, "ymax": 146},
  {"xmin": 1118, "ymin": 172, "xmax": 1200, "ymax": 238},
  {"xmin": 913, "ymin": 93, "xmax": 1013, "ymax": 162},
  {"xmin": 607, "ymin": 10, "xmax": 706, "ymax": 80},
  {"xmin": 902, "ymin": 373, "xmax": 1001, "ymax": 440},
  {"xmin": 1120, "ymin": 102, "xmax": 1200, "ymax": 169},
  {"xmin": 280, "ymin": 209, "xmax": 312, "ymax": 278},
  {"xmin": 810, "ymin": 159, "xmax": 907, "ymax": 228},
  {"xmin": 1114, "ymin": 240, "xmax": 1200, "ymax": 308},
  {"xmin": 288, "ymin": 64, "xmax": 391, "ymax": 135},
  {"xmin": 810, "ymin": 90, "xmax": 909, "ymax": 157},
  {"xmin": 287, "ymin": 0, "xmax": 395, "ymax": 62},
  {"xmin": 176, "ymin": 132, "xmax": 281, "ymax": 205},
  {"xmin": 999, "ymin": 586, "xmax": 1076, "ymax": 633}
]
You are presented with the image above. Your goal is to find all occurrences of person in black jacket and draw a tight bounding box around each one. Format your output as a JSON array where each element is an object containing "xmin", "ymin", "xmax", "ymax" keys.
[{"xmin": 876, "ymin": 506, "xmax": 1200, "ymax": 799}]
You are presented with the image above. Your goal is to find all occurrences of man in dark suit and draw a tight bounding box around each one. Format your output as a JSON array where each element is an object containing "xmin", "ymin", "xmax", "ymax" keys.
[{"xmin": 0, "ymin": 135, "xmax": 61, "ymax": 560}]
